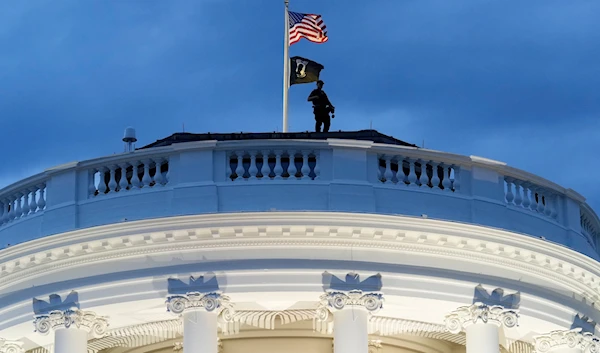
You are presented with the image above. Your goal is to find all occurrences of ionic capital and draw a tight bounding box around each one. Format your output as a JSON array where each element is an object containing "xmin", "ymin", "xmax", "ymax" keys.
[
  {"xmin": 315, "ymin": 290, "xmax": 384, "ymax": 323},
  {"xmin": 533, "ymin": 328, "xmax": 600, "ymax": 352},
  {"xmin": 166, "ymin": 292, "xmax": 234, "ymax": 320},
  {"xmin": 0, "ymin": 340, "xmax": 24, "ymax": 353},
  {"xmin": 444, "ymin": 302, "xmax": 519, "ymax": 334},
  {"xmin": 33, "ymin": 308, "xmax": 109, "ymax": 337}
]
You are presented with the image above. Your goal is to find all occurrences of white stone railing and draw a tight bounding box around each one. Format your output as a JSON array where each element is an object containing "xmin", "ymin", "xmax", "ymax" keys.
[
  {"xmin": 0, "ymin": 138, "xmax": 597, "ymax": 257},
  {"xmin": 504, "ymin": 177, "xmax": 558, "ymax": 220},
  {"xmin": 581, "ymin": 204, "xmax": 600, "ymax": 247},
  {"xmin": 87, "ymin": 156, "xmax": 170, "ymax": 197},
  {"xmin": 0, "ymin": 174, "xmax": 47, "ymax": 227},
  {"xmin": 377, "ymin": 154, "xmax": 460, "ymax": 192},
  {"xmin": 226, "ymin": 149, "xmax": 319, "ymax": 181}
]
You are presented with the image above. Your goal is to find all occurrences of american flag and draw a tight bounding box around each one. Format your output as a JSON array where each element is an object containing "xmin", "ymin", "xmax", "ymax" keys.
[{"xmin": 288, "ymin": 11, "xmax": 328, "ymax": 45}]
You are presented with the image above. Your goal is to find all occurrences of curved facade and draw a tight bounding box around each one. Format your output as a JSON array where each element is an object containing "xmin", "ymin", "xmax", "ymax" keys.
[{"xmin": 1, "ymin": 131, "xmax": 599, "ymax": 353}]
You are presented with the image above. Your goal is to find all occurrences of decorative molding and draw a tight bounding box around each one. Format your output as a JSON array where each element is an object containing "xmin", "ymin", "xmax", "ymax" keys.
[
  {"xmin": 444, "ymin": 302, "xmax": 519, "ymax": 334},
  {"xmin": 315, "ymin": 291, "xmax": 384, "ymax": 334},
  {"xmin": 166, "ymin": 292, "xmax": 234, "ymax": 319},
  {"xmin": 533, "ymin": 328, "xmax": 600, "ymax": 353},
  {"xmin": 33, "ymin": 308, "xmax": 109, "ymax": 337},
  {"xmin": 368, "ymin": 340, "xmax": 382, "ymax": 353},
  {"xmin": 1, "ymin": 212, "xmax": 599, "ymax": 314},
  {"xmin": 0, "ymin": 340, "xmax": 24, "ymax": 353}
]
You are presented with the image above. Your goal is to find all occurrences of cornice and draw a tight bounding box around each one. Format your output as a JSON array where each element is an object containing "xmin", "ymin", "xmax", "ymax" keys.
[{"xmin": 0, "ymin": 212, "xmax": 599, "ymax": 308}]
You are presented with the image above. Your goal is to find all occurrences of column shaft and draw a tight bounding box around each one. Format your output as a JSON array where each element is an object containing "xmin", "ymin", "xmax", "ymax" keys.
[
  {"xmin": 54, "ymin": 328, "xmax": 88, "ymax": 353},
  {"xmin": 183, "ymin": 310, "xmax": 218, "ymax": 353},
  {"xmin": 333, "ymin": 307, "xmax": 369, "ymax": 353},
  {"xmin": 465, "ymin": 323, "xmax": 499, "ymax": 353}
]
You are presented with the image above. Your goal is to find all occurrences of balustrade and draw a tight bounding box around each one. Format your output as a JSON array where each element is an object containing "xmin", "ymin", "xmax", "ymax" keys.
[
  {"xmin": 377, "ymin": 155, "xmax": 460, "ymax": 192},
  {"xmin": 504, "ymin": 178, "xmax": 558, "ymax": 220},
  {"xmin": 89, "ymin": 157, "xmax": 169, "ymax": 197},
  {"xmin": 0, "ymin": 183, "xmax": 46, "ymax": 227},
  {"xmin": 581, "ymin": 206, "xmax": 599, "ymax": 247},
  {"xmin": 227, "ymin": 150, "xmax": 319, "ymax": 181}
]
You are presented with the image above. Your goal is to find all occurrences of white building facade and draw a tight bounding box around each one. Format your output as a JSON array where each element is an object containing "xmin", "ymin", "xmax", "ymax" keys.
[{"xmin": 0, "ymin": 131, "xmax": 599, "ymax": 353}]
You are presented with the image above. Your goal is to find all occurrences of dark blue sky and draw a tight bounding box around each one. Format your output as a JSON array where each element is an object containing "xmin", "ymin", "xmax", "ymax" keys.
[{"xmin": 1, "ymin": 0, "xmax": 599, "ymax": 210}]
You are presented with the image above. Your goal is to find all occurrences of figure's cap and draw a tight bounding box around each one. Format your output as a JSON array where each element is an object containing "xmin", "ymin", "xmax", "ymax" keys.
[{"xmin": 317, "ymin": 80, "xmax": 324, "ymax": 85}]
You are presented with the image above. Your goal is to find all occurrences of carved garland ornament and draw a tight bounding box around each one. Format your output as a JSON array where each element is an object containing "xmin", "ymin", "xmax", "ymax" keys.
[
  {"xmin": 533, "ymin": 328, "xmax": 600, "ymax": 353},
  {"xmin": 33, "ymin": 308, "xmax": 109, "ymax": 337},
  {"xmin": 166, "ymin": 292, "xmax": 234, "ymax": 320},
  {"xmin": 444, "ymin": 302, "xmax": 519, "ymax": 334},
  {"xmin": 316, "ymin": 290, "xmax": 384, "ymax": 323},
  {"xmin": 173, "ymin": 339, "xmax": 222, "ymax": 353},
  {"xmin": 0, "ymin": 340, "xmax": 24, "ymax": 353}
]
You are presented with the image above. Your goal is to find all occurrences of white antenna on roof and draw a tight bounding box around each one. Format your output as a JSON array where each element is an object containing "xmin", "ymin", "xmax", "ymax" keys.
[{"xmin": 123, "ymin": 127, "xmax": 137, "ymax": 152}]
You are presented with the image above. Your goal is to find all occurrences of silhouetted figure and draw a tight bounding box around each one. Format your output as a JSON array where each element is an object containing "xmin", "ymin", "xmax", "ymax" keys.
[{"xmin": 307, "ymin": 80, "xmax": 335, "ymax": 132}]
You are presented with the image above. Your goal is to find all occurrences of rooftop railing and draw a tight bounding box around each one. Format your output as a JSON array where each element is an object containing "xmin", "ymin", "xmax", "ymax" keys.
[{"xmin": 0, "ymin": 138, "xmax": 597, "ymax": 258}]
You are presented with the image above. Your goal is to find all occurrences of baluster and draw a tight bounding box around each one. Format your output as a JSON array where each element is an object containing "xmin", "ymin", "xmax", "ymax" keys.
[
  {"xmin": 545, "ymin": 192, "xmax": 554, "ymax": 217},
  {"xmin": 529, "ymin": 188, "xmax": 537, "ymax": 212},
  {"xmin": 107, "ymin": 166, "xmax": 118, "ymax": 193},
  {"xmin": 260, "ymin": 150, "xmax": 271, "ymax": 180},
  {"xmin": 248, "ymin": 152, "xmax": 259, "ymax": 180},
  {"xmin": 88, "ymin": 169, "xmax": 97, "ymax": 197},
  {"xmin": 430, "ymin": 161, "xmax": 440, "ymax": 190},
  {"xmin": 505, "ymin": 178, "xmax": 514, "ymax": 204},
  {"xmin": 274, "ymin": 150, "xmax": 284, "ymax": 180},
  {"xmin": 142, "ymin": 160, "xmax": 153, "ymax": 187},
  {"xmin": 301, "ymin": 151, "xmax": 311, "ymax": 180},
  {"xmin": 383, "ymin": 156, "xmax": 393, "ymax": 184},
  {"xmin": 521, "ymin": 184, "xmax": 530, "ymax": 209},
  {"xmin": 417, "ymin": 160, "xmax": 428, "ymax": 187},
  {"xmin": 407, "ymin": 159, "xmax": 417, "ymax": 186},
  {"xmin": 1, "ymin": 200, "xmax": 7, "ymax": 224},
  {"xmin": 164, "ymin": 160, "xmax": 170, "ymax": 184},
  {"xmin": 29, "ymin": 187, "xmax": 38, "ymax": 213},
  {"xmin": 130, "ymin": 161, "xmax": 142, "ymax": 188},
  {"xmin": 235, "ymin": 152, "xmax": 245, "ymax": 181},
  {"xmin": 37, "ymin": 185, "xmax": 46, "ymax": 210},
  {"xmin": 97, "ymin": 168, "xmax": 108, "ymax": 194},
  {"xmin": 550, "ymin": 195, "xmax": 558, "ymax": 219},
  {"xmin": 154, "ymin": 160, "xmax": 165, "ymax": 186},
  {"xmin": 21, "ymin": 191, "xmax": 30, "ymax": 216},
  {"xmin": 513, "ymin": 181, "xmax": 522, "ymax": 206},
  {"xmin": 537, "ymin": 192, "xmax": 546, "ymax": 214},
  {"xmin": 7, "ymin": 198, "xmax": 15, "ymax": 221},
  {"xmin": 119, "ymin": 163, "xmax": 130, "ymax": 191},
  {"xmin": 451, "ymin": 166, "xmax": 460, "ymax": 191},
  {"xmin": 313, "ymin": 153, "xmax": 321, "ymax": 180},
  {"xmin": 400, "ymin": 159, "xmax": 409, "ymax": 185},
  {"xmin": 287, "ymin": 151, "xmax": 298, "ymax": 179},
  {"xmin": 441, "ymin": 164, "xmax": 451, "ymax": 191},
  {"xmin": 226, "ymin": 155, "xmax": 233, "ymax": 181},
  {"xmin": 14, "ymin": 193, "xmax": 22, "ymax": 218}
]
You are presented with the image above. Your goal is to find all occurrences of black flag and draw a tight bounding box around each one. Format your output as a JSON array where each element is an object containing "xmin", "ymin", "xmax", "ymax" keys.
[{"xmin": 290, "ymin": 56, "xmax": 324, "ymax": 85}]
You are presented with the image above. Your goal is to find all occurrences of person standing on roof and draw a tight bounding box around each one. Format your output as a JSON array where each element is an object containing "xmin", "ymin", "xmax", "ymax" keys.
[{"xmin": 307, "ymin": 80, "xmax": 335, "ymax": 133}]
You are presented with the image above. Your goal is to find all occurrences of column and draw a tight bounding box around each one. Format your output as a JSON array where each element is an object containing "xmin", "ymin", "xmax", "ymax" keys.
[
  {"xmin": 166, "ymin": 292, "xmax": 234, "ymax": 353},
  {"xmin": 33, "ymin": 308, "xmax": 109, "ymax": 353},
  {"xmin": 316, "ymin": 290, "xmax": 384, "ymax": 353},
  {"xmin": 445, "ymin": 302, "xmax": 519, "ymax": 353},
  {"xmin": 0, "ymin": 339, "xmax": 24, "ymax": 353},
  {"xmin": 533, "ymin": 328, "xmax": 600, "ymax": 353}
]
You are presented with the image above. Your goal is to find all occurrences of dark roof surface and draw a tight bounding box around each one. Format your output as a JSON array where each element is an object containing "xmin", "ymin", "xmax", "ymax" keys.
[{"xmin": 139, "ymin": 130, "xmax": 418, "ymax": 149}]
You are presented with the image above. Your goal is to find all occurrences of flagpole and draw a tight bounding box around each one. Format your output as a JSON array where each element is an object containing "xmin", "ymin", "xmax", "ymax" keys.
[{"xmin": 282, "ymin": 0, "xmax": 290, "ymax": 133}]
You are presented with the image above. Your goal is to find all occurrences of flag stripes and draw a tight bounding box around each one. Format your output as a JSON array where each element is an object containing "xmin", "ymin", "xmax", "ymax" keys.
[{"xmin": 288, "ymin": 11, "xmax": 328, "ymax": 45}]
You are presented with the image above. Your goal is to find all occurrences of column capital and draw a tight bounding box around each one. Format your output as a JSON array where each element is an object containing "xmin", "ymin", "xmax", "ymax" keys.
[
  {"xmin": 33, "ymin": 308, "xmax": 109, "ymax": 337},
  {"xmin": 444, "ymin": 302, "xmax": 519, "ymax": 334},
  {"xmin": 0, "ymin": 340, "xmax": 24, "ymax": 353},
  {"xmin": 533, "ymin": 328, "xmax": 599, "ymax": 352},
  {"xmin": 166, "ymin": 292, "xmax": 234, "ymax": 318},
  {"xmin": 316, "ymin": 290, "xmax": 384, "ymax": 322}
]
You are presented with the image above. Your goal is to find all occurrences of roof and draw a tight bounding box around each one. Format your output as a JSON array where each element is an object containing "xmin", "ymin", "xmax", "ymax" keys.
[{"xmin": 139, "ymin": 130, "xmax": 418, "ymax": 149}]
